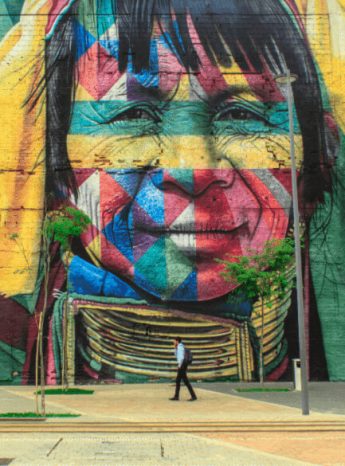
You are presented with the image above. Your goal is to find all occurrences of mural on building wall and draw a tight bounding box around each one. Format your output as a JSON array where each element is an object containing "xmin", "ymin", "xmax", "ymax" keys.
[{"xmin": 1, "ymin": 0, "xmax": 345, "ymax": 384}]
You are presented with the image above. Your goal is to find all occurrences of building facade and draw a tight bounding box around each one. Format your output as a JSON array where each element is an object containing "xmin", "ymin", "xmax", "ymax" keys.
[{"xmin": 1, "ymin": 0, "xmax": 345, "ymax": 384}]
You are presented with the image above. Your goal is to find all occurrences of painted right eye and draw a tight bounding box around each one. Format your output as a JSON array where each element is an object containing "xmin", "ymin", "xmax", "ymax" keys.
[
  {"xmin": 106, "ymin": 106, "xmax": 162, "ymax": 124},
  {"xmin": 216, "ymin": 105, "xmax": 265, "ymax": 122},
  {"xmin": 115, "ymin": 108, "xmax": 153, "ymax": 120}
]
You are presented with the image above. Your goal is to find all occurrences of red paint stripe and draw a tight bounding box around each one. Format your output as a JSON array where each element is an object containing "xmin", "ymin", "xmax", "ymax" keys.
[
  {"xmin": 46, "ymin": 0, "xmax": 75, "ymax": 36},
  {"xmin": 267, "ymin": 355, "xmax": 289, "ymax": 381}
]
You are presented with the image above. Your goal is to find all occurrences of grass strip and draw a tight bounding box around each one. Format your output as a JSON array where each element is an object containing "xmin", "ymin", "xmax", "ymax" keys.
[
  {"xmin": 35, "ymin": 388, "xmax": 94, "ymax": 395},
  {"xmin": 235, "ymin": 388, "xmax": 291, "ymax": 393},
  {"xmin": 0, "ymin": 412, "xmax": 80, "ymax": 418}
]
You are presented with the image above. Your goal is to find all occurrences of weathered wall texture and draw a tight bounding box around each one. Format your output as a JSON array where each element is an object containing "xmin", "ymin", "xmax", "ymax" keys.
[{"xmin": 0, "ymin": 0, "xmax": 345, "ymax": 384}]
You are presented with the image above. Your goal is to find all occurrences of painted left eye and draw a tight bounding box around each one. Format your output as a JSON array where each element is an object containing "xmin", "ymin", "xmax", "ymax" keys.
[{"xmin": 218, "ymin": 108, "xmax": 261, "ymax": 121}]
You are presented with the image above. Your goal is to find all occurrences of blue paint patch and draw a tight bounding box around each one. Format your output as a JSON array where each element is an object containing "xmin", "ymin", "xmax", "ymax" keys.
[
  {"xmin": 127, "ymin": 39, "xmax": 159, "ymax": 88},
  {"xmin": 107, "ymin": 169, "xmax": 142, "ymax": 198},
  {"xmin": 74, "ymin": 21, "xmax": 97, "ymax": 60},
  {"xmin": 68, "ymin": 255, "xmax": 140, "ymax": 298},
  {"xmin": 158, "ymin": 20, "xmax": 185, "ymax": 65},
  {"xmin": 99, "ymin": 39, "xmax": 119, "ymax": 60},
  {"xmin": 102, "ymin": 212, "xmax": 134, "ymax": 263},
  {"xmin": 134, "ymin": 170, "xmax": 164, "ymax": 224},
  {"xmin": 170, "ymin": 269, "xmax": 198, "ymax": 301}
]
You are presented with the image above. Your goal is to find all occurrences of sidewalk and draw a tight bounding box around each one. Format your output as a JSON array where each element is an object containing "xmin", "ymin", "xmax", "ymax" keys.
[
  {"xmin": 0, "ymin": 382, "xmax": 344, "ymax": 431},
  {"xmin": 1, "ymin": 383, "xmax": 345, "ymax": 465}
]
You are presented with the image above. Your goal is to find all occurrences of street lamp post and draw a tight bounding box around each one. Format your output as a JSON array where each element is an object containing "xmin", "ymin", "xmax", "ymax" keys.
[{"xmin": 275, "ymin": 70, "xmax": 309, "ymax": 415}]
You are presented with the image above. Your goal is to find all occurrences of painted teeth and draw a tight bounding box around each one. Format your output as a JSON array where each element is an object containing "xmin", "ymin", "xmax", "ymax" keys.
[{"xmin": 169, "ymin": 233, "xmax": 196, "ymax": 251}]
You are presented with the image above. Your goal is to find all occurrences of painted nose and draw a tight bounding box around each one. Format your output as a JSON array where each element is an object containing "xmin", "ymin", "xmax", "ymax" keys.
[
  {"xmin": 150, "ymin": 169, "xmax": 236, "ymax": 197},
  {"xmin": 164, "ymin": 135, "xmax": 216, "ymax": 169},
  {"xmin": 156, "ymin": 136, "xmax": 217, "ymax": 170}
]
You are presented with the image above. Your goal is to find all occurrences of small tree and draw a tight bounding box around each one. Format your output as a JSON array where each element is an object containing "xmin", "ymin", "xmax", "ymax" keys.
[
  {"xmin": 217, "ymin": 238, "xmax": 295, "ymax": 384},
  {"xmin": 36, "ymin": 206, "xmax": 91, "ymax": 415}
]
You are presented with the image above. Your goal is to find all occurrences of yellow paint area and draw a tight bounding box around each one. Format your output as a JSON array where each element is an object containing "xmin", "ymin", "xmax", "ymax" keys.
[
  {"xmin": 67, "ymin": 133, "xmax": 303, "ymax": 170},
  {"xmin": 85, "ymin": 237, "xmax": 102, "ymax": 266},
  {"xmin": 219, "ymin": 61, "xmax": 261, "ymax": 102},
  {"xmin": 75, "ymin": 84, "xmax": 95, "ymax": 102},
  {"xmin": 0, "ymin": 0, "xmax": 49, "ymax": 296},
  {"xmin": 304, "ymin": 0, "xmax": 345, "ymax": 132}
]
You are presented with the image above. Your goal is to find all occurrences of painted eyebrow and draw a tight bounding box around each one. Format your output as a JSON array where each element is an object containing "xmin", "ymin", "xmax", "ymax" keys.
[
  {"xmin": 130, "ymin": 83, "xmax": 266, "ymax": 107},
  {"xmin": 208, "ymin": 85, "xmax": 259, "ymax": 107},
  {"xmin": 127, "ymin": 84, "xmax": 168, "ymax": 101}
]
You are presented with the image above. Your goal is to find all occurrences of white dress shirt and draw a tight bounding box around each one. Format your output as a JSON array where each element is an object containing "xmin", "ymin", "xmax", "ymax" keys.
[{"xmin": 175, "ymin": 342, "xmax": 185, "ymax": 368}]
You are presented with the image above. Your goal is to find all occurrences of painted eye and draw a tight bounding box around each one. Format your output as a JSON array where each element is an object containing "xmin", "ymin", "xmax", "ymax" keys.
[
  {"xmin": 115, "ymin": 107, "xmax": 161, "ymax": 122},
  {"xmin": 218, "ymin": 107, "xmax": 261, "ymax": 121},
  {"xmin": 117, "ymin": 108, "xmax": 149, "ymax": 120}
]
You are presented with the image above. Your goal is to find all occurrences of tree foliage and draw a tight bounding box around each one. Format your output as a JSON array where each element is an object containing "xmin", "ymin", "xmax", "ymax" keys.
[
  {"xmin": 217, "ymin": 237, "xmax": 296, "ymax": 383},
  {"xmin": 217, "ymin": 237, "xmax": 295, "ymax": 306},
  {"xmin": 36, "ymin": 206, "xmax": 91, "ymax": 415},
  {"xmin": 43, "ymin": 206, "xmax": 91, "ymax": 251}
]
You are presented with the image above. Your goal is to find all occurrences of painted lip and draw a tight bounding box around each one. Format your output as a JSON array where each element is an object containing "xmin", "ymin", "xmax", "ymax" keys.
[
  {"xmin": 134, "ymin": 222, "xmax": 251, "ymax": 258},
  {"xmin": 134, "ymin": 221, "xmax": 251, "ymax": 235}
]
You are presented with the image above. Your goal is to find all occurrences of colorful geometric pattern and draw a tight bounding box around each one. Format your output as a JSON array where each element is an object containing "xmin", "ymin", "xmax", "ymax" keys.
[
  {"xmin": 72, "ymin": 3, "xmax": 288, "ymax": 103},
  {"xmin": 64, "ymin": 2, "xmax": 297, "ymax": 303},
  {"xmin": 70, "ymin": 168, "xmax": 291, "ymax": 301}
]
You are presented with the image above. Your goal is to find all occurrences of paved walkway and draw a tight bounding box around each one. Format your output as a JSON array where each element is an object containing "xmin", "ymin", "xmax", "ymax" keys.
[
  {"xmin": 0, "ymin": 382, "xmax": 344, "ymax": 425},
  {"xmin": 0, "ymin": 382, "xmax": 344, "ymax": 465}
]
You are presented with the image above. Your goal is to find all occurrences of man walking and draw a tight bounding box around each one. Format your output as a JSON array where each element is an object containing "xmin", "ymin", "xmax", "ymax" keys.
[{"xmin": 170, "ymin": 337, "xmax": 197, "ymax": 401}]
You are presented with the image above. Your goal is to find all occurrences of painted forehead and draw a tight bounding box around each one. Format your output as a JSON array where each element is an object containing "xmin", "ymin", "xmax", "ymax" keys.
[{"xmin": 74, "ymin": 10, "xmax": 283, "ymax": 102}]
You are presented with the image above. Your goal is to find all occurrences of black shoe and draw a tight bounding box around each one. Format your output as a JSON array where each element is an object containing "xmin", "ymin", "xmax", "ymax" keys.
[
  {"xmin": 188, "ymin": 397, "xmax": 197, "ymax": 401},
  {"xmin": 169, "ymin": 397, "xmax": 179, "ymax": 401}
]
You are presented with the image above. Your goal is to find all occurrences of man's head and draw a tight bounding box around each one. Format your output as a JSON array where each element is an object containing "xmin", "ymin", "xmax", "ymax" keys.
[
  {"xmin": 44, "ymin": 0, "xmax": 336, "ymax": 302},
  {"xmin": 174, "ymin": 337, "xmax": 182, "ymax": 348}
]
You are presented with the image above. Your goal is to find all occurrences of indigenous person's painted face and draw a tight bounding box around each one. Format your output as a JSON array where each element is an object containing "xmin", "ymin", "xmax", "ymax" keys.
[{"xmin": 67, "ymin": 17, "xmax": 302, "ymax": 302}]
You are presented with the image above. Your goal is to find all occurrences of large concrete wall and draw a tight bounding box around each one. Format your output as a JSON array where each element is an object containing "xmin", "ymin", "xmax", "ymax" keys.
[{"xmin": 0, "ymin": 0, "xmax": 345, "ymax": 384}]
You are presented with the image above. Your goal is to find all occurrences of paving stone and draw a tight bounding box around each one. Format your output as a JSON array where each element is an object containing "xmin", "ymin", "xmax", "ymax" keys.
[{"xmin": 2, "ymin": 433, "xmax": 314, "ymax": 466}]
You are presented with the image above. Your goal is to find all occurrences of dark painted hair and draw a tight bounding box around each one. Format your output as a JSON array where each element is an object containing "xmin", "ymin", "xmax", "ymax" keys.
[{"xmin": 44, "ymin": 0, "xmax": 336, "ymax": 208}]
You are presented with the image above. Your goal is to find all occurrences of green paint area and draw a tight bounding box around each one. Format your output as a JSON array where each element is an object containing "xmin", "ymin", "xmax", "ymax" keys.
[
  {"xmin": 168, "ymin": 169, "xmax": 193, "ymax": 192},
  {"xmin": 135, "ymin": 237, "xmax": 167, "ymax": 294},
  {"xmin": 0, "ymin": 413, "xmax": 80, "ymax": 418},
  {"xmin": 165, "ymin": 237, "xmax": 194, "ymax": 298},
  {"xmin": 78, "ymin": 0, "xmax": 115, "ymax": 39},
  {"xmin": 3, "ymin": 0, "xmax": 23, "ymax": 23},
  {"xmin": 0, "ymin": 3, "xmax": 13, "ymax": 40},
  {"xmin": 310, "ymin": 133, "xmax": 345, "ymax": 380},
  {"xmin": 235, "ymin": 388, "xmax": 290, "ymax": 392},
  {"xmin": 70, "ymin": 101, "xmax": 299, "ymax": 136},
  {"xmin": 0, "ymin": 341, "xmax": 25, "ymax": 383},
  {"xmin": 0, "ymin": 0, "xmax": 23, "ymax": 40},
  {"xmin": 35, "ymin": 388, "xmax": 94, "ymax": 395}
]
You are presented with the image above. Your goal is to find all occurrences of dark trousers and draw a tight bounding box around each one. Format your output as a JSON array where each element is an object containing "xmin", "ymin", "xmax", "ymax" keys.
[{"xmin": 174, "ymin": 362, "xmax": 196, "ymax": 399}]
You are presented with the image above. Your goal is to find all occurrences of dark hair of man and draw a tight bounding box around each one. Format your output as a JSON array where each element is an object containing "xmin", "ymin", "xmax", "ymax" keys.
[
  {"xmin": 44, "ymin": 0, "xmax": 336, "ymax": 209},
  {"xmin": 175, "ymin": 337, "xmax": 182, "ymax": 343}
]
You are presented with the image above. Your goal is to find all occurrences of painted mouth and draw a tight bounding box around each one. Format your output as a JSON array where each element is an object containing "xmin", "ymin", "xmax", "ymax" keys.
[
  {"xmin": 134, "ymin": 222, "xmax": 250, "ymax": 256},
  {"xmin": 135, "ymin": 222, "xmax": 249, "ymax": 235}
]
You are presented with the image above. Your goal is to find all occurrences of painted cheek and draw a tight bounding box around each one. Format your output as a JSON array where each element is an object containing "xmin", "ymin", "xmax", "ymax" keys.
[
  {"xmin": 67, "ymin": 134, "xmax": 163, "ymax": 169},
  {"xmin": 215, "ymin": 134, "xmax": 303, "ymax": 170}
]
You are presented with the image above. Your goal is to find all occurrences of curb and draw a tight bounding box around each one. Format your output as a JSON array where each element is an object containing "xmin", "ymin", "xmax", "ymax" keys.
[{"xmin": 1, "ymin": 420, "xmax": 345, "ymax": 433}]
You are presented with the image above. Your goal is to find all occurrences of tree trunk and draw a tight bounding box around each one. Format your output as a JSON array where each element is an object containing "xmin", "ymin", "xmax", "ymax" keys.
[
  {"xmin": 259, "ymin": 300, "xmax": 265, "ymax": 385},
  {"xmin": 35, "ymin": 230, "xmax": 50, "ymax": 416}
]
